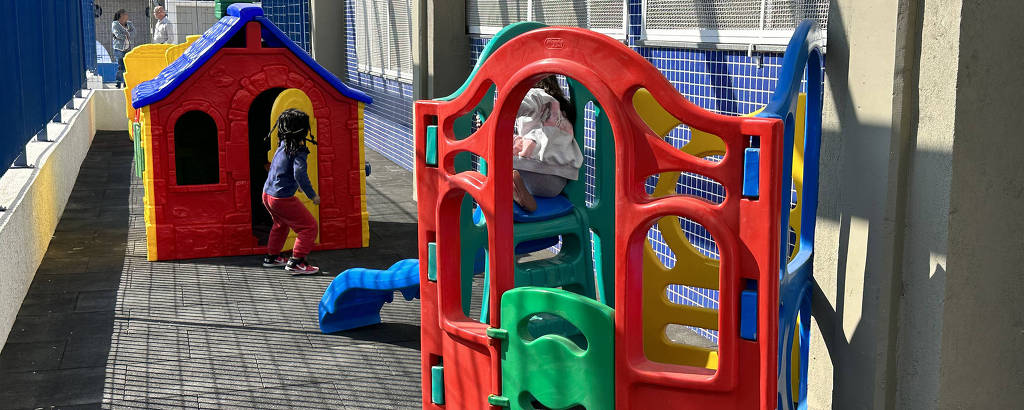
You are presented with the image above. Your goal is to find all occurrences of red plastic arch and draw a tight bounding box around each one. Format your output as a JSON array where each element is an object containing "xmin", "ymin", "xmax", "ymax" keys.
[{"xmin": 415, "ymin": 27, "xmax": 785, "ymax": 409}]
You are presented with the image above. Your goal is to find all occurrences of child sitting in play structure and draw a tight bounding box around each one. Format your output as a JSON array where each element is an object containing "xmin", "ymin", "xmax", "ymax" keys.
[
  {"xmin": 261, "ymin": 109, "xmax": 321, "ymax": 275},
  {"xmin": 511, "ymin": 76, "xmax": 584, "ymax": 212}
]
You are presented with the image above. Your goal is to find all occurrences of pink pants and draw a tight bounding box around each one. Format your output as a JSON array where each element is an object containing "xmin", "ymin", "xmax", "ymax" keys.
[{"xmin": 262, "ymin": 193, "xmax": 318, "ymax": 259}]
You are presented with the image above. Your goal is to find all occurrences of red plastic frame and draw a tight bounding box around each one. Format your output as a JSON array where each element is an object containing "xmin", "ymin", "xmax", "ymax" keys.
[{"xmin": 416, "ymin": 27, "xmax": 784, "ymax": 409}]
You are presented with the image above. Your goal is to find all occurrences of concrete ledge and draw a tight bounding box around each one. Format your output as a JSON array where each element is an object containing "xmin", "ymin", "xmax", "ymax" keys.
[{"xmin": 0, "ymin": 91, "xmax": 97, "ymax": 346}]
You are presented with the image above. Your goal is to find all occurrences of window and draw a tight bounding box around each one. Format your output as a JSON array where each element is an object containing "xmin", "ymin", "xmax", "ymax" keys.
[
  {"xmin": 173, "ymin": 111, "xmax": 220, "ymax": 186},
  {"xmin": 354, "ymin": 0, "xmax": 413, "ymax": 81},
  {"xmin": 468, "ymin": 0, "xmax": 626, "ymax": 40},
  {"xmin": 642, "ymin": 0, "xmax": 829, "ymax": 48}
]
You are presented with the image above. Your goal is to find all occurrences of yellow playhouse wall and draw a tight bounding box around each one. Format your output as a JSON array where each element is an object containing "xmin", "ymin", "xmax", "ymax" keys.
[
  {"xmin": 358, "ymin": 102, "xmax": 369, "ymax": 247},
  {"xmin": 164, "ymin": 35, "xmax": 201, "ymax": 66},
  {"xmin": 140, "ymin": 106, "xmax": 158, "ymax": 261},
  {"xmin": 123, "ymin": 44, "xmax": 175, "ymax": 123}
]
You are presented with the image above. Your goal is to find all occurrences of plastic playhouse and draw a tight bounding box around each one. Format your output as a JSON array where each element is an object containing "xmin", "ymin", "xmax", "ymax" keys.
[
  {"xmin": 126, "ymin": 4, "xmax": 372, "ymax": 261},
  {"xmin": 319, "ymin": 20, "xmax": 822, "ymax": 410}
]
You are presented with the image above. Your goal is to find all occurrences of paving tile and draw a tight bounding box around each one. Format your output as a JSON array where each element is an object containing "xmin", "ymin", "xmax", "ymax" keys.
[
  {"xmin": 253, "ymin": 342, "xmax": 396, "ymax": 387},
  {"xmin": 333, "ymin": 372, "xmax": 421, "ymax": 410},
  {"xmin": 0, "ymin": 339, "xmax": 65, "ymax": 372},
  {"xmin": 15, "ymin": 291, "xmax": 78, "ymax": 315},
  {"xmin": 108, "ymin": 354, "xmax": 263, "ymax": 402},
  {"xmin": 28, "ymin": 272, "xmax": 121, "ymax": 294},
  {"xmin": 128, "ymin": 303, "xmax": 245, "ymax": 328},
  {"xmin": 76, "ymin": 289, "xmax": 118, "ymax": 312},
  {"xmin": 5, "ymin": 311, "xmax": 116, "ymax": 343},
  {"xmin": 196, "ymin": 383, "xmax": 345, "ymax": 409},
  {"xmin": 0, "ymin": 366, "xmax": 107, "ymax": 408},
  {"xmin": 105, "ymin": 395, "xmax": 200, "ymax": 409},
  {"xmin": 61, "ymin": 334, "xmax": 115, "ymax": 369},
  {"xmin": 186, "ymin": 326, "xmax": 312, "ymax": 361},
  {"xmin": 103, "ymin": 320, "xmax": 191, "ymax": 366}
]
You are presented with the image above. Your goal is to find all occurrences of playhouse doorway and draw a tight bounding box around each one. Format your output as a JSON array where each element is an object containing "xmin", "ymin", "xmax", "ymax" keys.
[{"xmin": 249, "ymin": 88, "xmax": 286, "ymax": 245}]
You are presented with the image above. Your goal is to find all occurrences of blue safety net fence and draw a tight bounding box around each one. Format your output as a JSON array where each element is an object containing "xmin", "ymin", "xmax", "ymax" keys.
[
  {"xmin": 0, "ymin": 0, "xmax": 89, "ymax": 178},
  {"xmin": 262, "ymin": 0, "xmax": 311, "ymax": 53}
]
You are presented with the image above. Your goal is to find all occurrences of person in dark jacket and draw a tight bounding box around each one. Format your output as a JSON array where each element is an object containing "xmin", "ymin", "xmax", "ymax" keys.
[{"xmin": 261, "ymin": 109, "xmax": 321, "ymax": 274}]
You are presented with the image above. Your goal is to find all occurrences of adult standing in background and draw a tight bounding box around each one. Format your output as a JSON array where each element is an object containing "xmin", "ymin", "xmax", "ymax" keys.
[
  {"xmin": 111, "ymin": 9, "xmax": 134, "ymax": 88},
  {"xmin": 152, "ymin": 6, "xmax": 175, "ymax": 44}
]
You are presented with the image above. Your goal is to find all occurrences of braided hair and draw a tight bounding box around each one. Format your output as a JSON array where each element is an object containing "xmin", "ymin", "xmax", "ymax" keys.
[
  {"xmin": 269, "ymin": 109, "xmax": 316, "ymax": 155},
  {"xmin": 535, "ymin": 76, "xmax": 575, "ymax": 125}
]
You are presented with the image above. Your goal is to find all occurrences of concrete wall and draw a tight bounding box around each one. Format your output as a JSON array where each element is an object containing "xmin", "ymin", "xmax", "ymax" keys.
[
  {"xmin": 812, "ymin": 0, "xmax": 909, "ymax": 406},
  {"xmin": 310, "ymin": 0, "xmax": 347, "ymax": 80},
  {"xmin": 412, "ymin": 0, "xmax": 470, "ymax": 101},
  {"xmin": 816, "ymin": 0, "xmax": 1024, "ymax": 408},
  {"xmin": 0, "ymin": 91, "xmax": 97, "ymax": 347},
  {"xmin": 939, "ymin": 0, "xmax": 1024, "ymax": 408},
  {"xmin": 92, "ymin": 89, "xmax": 130, "ymax": 131}
]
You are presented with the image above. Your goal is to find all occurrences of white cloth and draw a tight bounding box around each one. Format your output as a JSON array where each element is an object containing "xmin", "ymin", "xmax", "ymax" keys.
[
  {"xmin": 512, "ymin": 88, "xmax": 583, "ymax": 180},
  {"xmin": 153, "ymin": 17, "xmax": 175, "ymax": 44}
]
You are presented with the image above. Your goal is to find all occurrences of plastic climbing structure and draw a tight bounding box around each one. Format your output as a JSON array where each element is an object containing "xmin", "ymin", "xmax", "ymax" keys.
[{"xmin": 412, "ymin": 20, "xmax": 823, "ymax": 410}]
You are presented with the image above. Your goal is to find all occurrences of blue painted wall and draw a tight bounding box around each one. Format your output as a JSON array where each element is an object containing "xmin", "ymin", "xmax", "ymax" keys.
[{"xmin": 0, "ymin": 0, "xmax": 87, "ymax": 175}]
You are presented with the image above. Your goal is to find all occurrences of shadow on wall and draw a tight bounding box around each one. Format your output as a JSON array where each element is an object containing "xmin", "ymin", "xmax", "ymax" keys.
[{"xmin": 812, "ymin": 2, "xmax": 949, "ymax": 409}]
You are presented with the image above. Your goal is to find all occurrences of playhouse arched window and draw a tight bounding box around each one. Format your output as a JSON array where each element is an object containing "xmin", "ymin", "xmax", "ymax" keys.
[{"xmin": 173, "ymin": 111, "xmax": 220, "ymax": 186}]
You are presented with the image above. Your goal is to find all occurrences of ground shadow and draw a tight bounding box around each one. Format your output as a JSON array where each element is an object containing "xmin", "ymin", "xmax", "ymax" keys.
[{"xmin": 0, "ymin": 131, "xmax": 132, "ymax": 407}]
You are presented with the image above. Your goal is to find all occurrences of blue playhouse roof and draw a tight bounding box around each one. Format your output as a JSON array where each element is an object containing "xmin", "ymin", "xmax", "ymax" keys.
[{"xmin": 132, "ymin": 4, "xmax": 371, "ymax": 108}]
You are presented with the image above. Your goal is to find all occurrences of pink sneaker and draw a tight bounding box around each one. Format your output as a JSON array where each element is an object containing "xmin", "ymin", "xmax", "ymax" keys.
[
  {"xmin": 285, "ymin": 258, "xmax": 320, "ymax": 275},
  {"xmin": 262, "ymin": 254, "xmax": 288, "ymax": 267}
]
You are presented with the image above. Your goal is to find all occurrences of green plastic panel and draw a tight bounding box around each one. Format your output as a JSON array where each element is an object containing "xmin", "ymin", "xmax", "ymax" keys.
[
  {"xmin": 132, "ymin": 122, "xmax": 143, "ymax": 178},
  {"xmin": 425, "ymin": 125, "xmax": 438, "ymax": 166},
  {"xmin": 498, "ymin": 287, "xmax": 614, "ymax": 410},
  {"xmin": 427, "ymin": 242, "xmax": 437, "ymax": 281},
  {"xmin": 430, "ymin": 365, "xmax": 445, "ymax": 404}
]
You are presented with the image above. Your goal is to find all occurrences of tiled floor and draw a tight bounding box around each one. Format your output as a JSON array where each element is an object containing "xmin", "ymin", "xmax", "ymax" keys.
[{"xmin": 0, "ymin": 131, "xmax": 422, "ymax": 409}]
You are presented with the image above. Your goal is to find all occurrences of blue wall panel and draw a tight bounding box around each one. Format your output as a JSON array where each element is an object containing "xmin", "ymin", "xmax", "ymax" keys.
[
  {"xmin": 82, "ymin": 0, "xmax": 97, "ymax": 71},
  {"xmin": 344, "ymin": 0, "xmax": 415, "ymax": 170},
  {"xmin": 1, "ymin": 0, "xmax": 87, "ymax": 175}
]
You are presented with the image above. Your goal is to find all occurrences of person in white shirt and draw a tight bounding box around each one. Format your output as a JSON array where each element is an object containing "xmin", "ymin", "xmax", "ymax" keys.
[{"xmin": 152, "ymin": 6, "xmax": 175, "ymax": 44}]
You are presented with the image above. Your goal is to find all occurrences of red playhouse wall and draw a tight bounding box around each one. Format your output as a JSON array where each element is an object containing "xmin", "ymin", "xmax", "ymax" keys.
[{"xmin": 146, "ymin": 24, "xmax": 365, "ymax": 260}]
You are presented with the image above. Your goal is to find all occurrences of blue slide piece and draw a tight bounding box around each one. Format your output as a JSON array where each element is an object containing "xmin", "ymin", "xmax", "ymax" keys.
[{"xmin": 318, "ymin": 259, "xmax": 421, "ymax": 333}]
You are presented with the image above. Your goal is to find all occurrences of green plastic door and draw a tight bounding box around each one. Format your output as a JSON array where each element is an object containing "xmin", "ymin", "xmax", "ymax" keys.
[{"xmin": 495, "ymin": 287, "xmax": 614, "ymax": 409}]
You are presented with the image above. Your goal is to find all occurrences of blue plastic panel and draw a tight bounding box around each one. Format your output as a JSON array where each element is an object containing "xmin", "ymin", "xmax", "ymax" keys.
[
  {"xmin": 740, "ymin": 288, "xmax": 757, "ymax": 340},
  {"xmin": 743, "ymin": 147, "xmax": 760, "ymax": 197}
]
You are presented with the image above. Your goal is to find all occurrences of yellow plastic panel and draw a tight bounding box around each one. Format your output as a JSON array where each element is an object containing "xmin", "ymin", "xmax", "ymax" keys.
[
  {"xmin": 123, "ymin": 44, "xmax": 174, "ymax": 120},
  {"xmin": 164, "ymin": 35, "xmax": 200, "ymax": 65},
  {"xmin": 788, "ymin": 93, "xmax": 807, "ymax": 261},
  {"xmin": 141, "ymin": 107, "xmax": 158, "ymax": 261},
  {"xmin": 632, "ymin": 89, "xmax": 725, "ymax": 368},
  {"xmin": 268, "ymin": 89, "xmax": 320, "ymax": 249},
  {"xmin": 358, "ymin": 103, "xmax": 369, "ymax": 247},
  {"xmin": 632, "ymin": 89, "xmax": 809, "ymax": 370}
]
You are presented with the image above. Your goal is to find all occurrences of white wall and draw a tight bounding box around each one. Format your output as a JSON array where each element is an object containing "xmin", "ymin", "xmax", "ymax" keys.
[{"xmin": 93, "ymin": 88, "xmax": 130, "ymax": 131}]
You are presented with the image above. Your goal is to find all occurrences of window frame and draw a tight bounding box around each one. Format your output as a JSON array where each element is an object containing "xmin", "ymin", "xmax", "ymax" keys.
[
  {"xmin": 640, "ymin": 0, "xmax": 828, "ymax": 50},
  {"xmin": 354, "ymin": 0, "xmax": 414, "ymax": 82},
  {"xmin": 467, "ymin": 0, "xmax": 628, "ymax": 41},
  {"xmin": 166, "ymin": 105, "xmax": 228, "ymax": 192}
]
